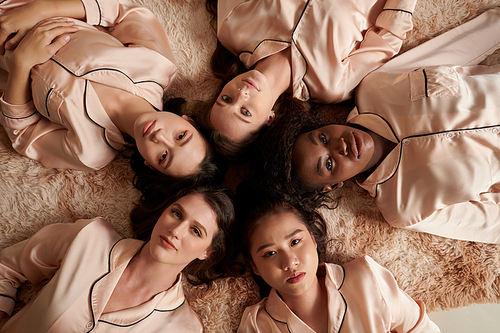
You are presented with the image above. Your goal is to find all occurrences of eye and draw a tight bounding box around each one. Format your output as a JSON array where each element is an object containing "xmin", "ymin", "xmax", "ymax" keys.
[
  {"xmin": 291, "ymin": 238, "xmax": 302, "ymax": 246},
  {"xmin": 160, "ymin": 151, "xmax": 167, "ymax": 163},
  {"xmin": 263, "ymin": 250, "xmax": 276, "ymax": 258},
  {"xmin": 241, "ymin": 108, "xmax": 251, "ymax": 117},
  {"xmin": 172, "ymin": 209, "xmax": 181, "ymax": 219},
  {"xmin": 221, "ymin": 95, "xmax": 232, "ymax": 103},
  {"xmin": 319, "ymin": 133, "xmax": 327, "ymax": 145},
  {"xmin": 326, "ymin": 157, "xmax": 333, "ymax": 172},
  {"xmin": 192, "ymin": 227, "xmax": 202, "ymax": 237},
  {"xmin": 177, "ymin": 131, "xmax": 187, "ymax": 140}
]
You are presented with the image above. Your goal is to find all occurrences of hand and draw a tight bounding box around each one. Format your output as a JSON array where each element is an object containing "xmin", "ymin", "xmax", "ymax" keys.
[
  {"xmin": 11, "ymin": 18, "xmax": 79, "ymax": 72},
  {"xmin": 0, "ymin": 1, "xmax": 44, "ymax": 55}
]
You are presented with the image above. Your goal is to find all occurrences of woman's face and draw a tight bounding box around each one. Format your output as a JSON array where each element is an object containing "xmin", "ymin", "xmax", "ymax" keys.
[
  {"xmin": 148, "ymin": 193, "xmax": 218, "ymax": 267},
  {"xmin": 134, "ymin": 112, "xmax": 207, "ymax": 177},
  {"xmin": 292, "ymin": 124, "xmax": 375, "ymax": 192},
  {"xmin": 210, "ymin": 70, "xmax": 276, "ymax": 143},
  {"xmin": 249, "ymin": 211, "xmax": 319, "ymax": 299}
]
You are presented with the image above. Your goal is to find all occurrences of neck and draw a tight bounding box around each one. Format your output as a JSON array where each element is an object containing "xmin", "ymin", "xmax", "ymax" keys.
[
  {"xmin": 279, "ymin": 274, "xmax": 327, "ymax": 324},
  {"xmin": 122, "ymin": 243, "xmax": 183, "ymax": 296},
  {"xmin": 254, "ymin": 47, "xmax": 292, "ymax": 104}
]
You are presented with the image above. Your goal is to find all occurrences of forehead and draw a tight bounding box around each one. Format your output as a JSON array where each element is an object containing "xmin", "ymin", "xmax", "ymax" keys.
[
  {"xmin": 251, "ymin": 211, "xmax": 305, "ymax": 244},
  {"xmin": 174, "ymin": 193, "xmax": 218, "ymax": 232}
]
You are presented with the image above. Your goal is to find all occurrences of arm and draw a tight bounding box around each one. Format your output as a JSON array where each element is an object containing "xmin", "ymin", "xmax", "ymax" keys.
[
  {"xmin": 340, "ymin": 0, "xmax": 417, "ymax": 100},
  {"xmin": 3, "ymin": 18, "xmax": 78, "ymax": 106},
  {"xmin": 378, "ymin": 7, "xmax": 500, "ymax": 73},
  {"xmin": 0, "ymin": 0, "xmax": 85, "ymax": 53},
  {"xmin": 404, "ymin": 200, "xmax": 500, "ymax": 244},
  {"xmin": 364, "ymin": 256, "xmax": 441, "ymax": 333},
  {"xmin": 0, "ymin": 221, "xmax": 90, "ymax": 317}
]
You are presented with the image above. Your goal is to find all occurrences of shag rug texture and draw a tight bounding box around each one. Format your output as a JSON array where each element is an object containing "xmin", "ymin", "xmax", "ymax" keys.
[{"xmin": 1, "ymin": 0, "xmax": 500, "ymax": 332}]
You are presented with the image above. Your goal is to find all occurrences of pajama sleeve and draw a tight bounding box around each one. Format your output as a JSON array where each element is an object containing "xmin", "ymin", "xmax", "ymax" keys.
[
  {"xmin": 364, "ymin": 256, "xmax": 441, "ymax": 333},
  {"xmin": 340, "ymin": 0, "xmax": 417, "ymax": 100},
  {"xmin": 0, "ymin": 220, "xmax": 95, "ymax": 316},
  {"xmin": 378, "ymin": 7, "xmax": 500, "ymax": 73}
]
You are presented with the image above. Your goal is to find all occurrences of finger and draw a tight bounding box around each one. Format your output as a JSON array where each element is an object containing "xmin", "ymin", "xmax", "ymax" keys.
[
  {"xmin": 46, "ymin": 34, "xmax": 72, "ymax": 55},
  {"xmin": 5, "ymin": 32, "xmax": 24, "ymax": 51},
  {"xmin": 0, "ymin": 31, "xmax": 12, "ymax": 55}
]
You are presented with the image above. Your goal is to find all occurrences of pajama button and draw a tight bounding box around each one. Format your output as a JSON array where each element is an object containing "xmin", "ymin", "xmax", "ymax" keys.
[
  {"xmin": 446, "ymin": 133, "xmax": 454, "ymax": 138},
  {"xmin": 86, "ymin": 322, "xmax": 93, "ymax": 329},
  {"xmin": 403, "ymin": 139, "xmax": 410, "ymax": 145},
  {"xmin": 493, "ymin": 128, "xmax": 499, "ymax": 134}
]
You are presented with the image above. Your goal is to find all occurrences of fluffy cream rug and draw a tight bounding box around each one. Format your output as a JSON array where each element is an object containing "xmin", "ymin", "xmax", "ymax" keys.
[{"xmin": 1, "ymin": 0, "xmax": 500, "ymax": 332}]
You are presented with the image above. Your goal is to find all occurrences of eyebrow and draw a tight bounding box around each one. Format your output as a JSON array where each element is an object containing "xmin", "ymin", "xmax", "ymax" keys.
[
  {"xmin": 172, "ymin": 203, "xmax": 208, "ymax": 236},
  {"xmin": 255, "ymin": 229, "xmax": 304, "ymax": 253},
  {"xmin": 308, "ymin": 132, "xmax": 323, "ymax": 177}
]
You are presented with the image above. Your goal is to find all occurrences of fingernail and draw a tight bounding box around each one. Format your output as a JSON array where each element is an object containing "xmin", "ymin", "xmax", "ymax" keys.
[
  {"xmin": 63, "ymin": 35, "xmax": 70, "ymax": 42},
  {"xmin": 5, "ymin": 43, "xmax": 12, "ymax": 50}
]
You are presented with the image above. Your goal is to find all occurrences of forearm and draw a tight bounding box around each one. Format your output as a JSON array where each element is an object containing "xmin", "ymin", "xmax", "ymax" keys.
[
  {"xmin": 3, "ymin": 62, "xmax": 31, "ymax": 105},
  {"xmin": 25, "ymin": 0, "xmax": 86, "ymax": 23}
]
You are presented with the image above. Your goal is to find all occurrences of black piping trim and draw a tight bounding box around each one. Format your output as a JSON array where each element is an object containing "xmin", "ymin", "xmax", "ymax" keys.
[
  {"xmin": 0, "ymin": 0, "xmax": 7, "ymax": 4},
  {"xmin": 2, "ymin": 110, "xmax": 37, "ymax": 120},
  {"xmin": 382, "ymin": 8, "xmax": 413, "ymax": 15},
  {"xmin": 98, "ymin": 301, "xmax": 185, "ymax": 327},
  {"xmin": 83, "ymin": 80, "xmax": 120, "ymax": 152},
  {"xmin": 239, "ymin": 39, "xmax": 291, "ymax": 56},
  {"xmin": 265, "ymin": 308, "xmax": 292, "ymax": 333},
  {"xmin": 337, "ymin": 290, "xmax": 348, "ymax": 330},
  {"xmin": 353, "ymin": 112, "xmax": 400, "ymax": 143},
  {"xmin": 338, "ymin": 266, "xmax": 346, "ymax": 290},
  {"xmin": 86, "ymin": 238, "xmax": 124, "ymax": 332},
  {"xmin": 373, "ymin": 124, "xmax": 500, "ymax": 197},
  {"xmin": 93, "ymin": 0, "xmax": 102, "ymax": 26},
  {"xmin": 0, "ymin": 293, "xmax": 15, "ymax": 301},
  {"xmin": 45, "ymin": 88, "xmax": 53, "ymax": 117},
  {"xmin": 237, "ymin": 0, "xmax": 312, "ymax": 99},
  {"xmin": 49, "ymin": 59, "xmax": 164, "ymax": 90},
  {"xmin": 422, "ymin": 69, "xmax": 429, "ymax": 98}
]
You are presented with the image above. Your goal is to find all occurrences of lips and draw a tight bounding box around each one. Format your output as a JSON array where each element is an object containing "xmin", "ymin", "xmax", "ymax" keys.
[
  {"xmin": 351, "ymin": 132, "xmax": 364, "ymax": 158},
  {"xmin": 286, "ymin": 272, "xmax": 305, "ymax": 284},
  {"xmin": 143, "ymin": 120, "xmax": 156, "ymax": 137},
  {"xmin": 160, "ymin": 236, "xmax": 177, "ymax": 251},
  {"xmin": 242, "ymin": 79, "xmax": 259, "ymax": 91}
]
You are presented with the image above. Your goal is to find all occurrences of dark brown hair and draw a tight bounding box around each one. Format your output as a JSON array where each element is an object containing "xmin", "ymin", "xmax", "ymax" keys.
[
  {"xmin": 131, "ymin": 185, "xmax": 239, "ymax": 285},
  {"xmin": 233, "ymin": 180, "xmax": 327, "ymax": 296}
]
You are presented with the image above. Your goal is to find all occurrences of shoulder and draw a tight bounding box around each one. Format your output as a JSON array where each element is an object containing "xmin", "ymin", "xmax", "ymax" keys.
[{"xmin": 237, "ymin": 298, "xmax": 270, "ymax": 332}]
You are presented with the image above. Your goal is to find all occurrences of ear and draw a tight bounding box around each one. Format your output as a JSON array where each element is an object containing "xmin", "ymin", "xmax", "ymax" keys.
[
  {"xmin": 143, "ymin": 160, "xmax": 155, "ymax": 170},
  {"xmin": 265, "ymin": 110, "xmax": 276, "ymax": 126},
  {"xmin": 250, "ymin": 260, "xmax": 261, "ymax": 276},
  {"xmin": 182, "ymin": 114, "xmax": 195, "ymax": 123},
  {"xmin": 197, "ymin": 249, "xmax": 212, "ymax": 261},
  {"xmin": 321, "ymin": 182, "xmax": 343, "ymax": 193}
]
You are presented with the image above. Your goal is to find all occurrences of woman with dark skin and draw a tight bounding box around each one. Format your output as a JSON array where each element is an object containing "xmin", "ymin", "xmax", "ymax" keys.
[{"xmin": 254, "ymin": 62, "xmax": 500, "ymax": 244}]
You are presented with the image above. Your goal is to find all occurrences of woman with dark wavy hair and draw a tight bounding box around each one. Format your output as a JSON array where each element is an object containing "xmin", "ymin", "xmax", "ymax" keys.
[
  {"xmin": 0, "ymin": 185, "xmax": 236, "ymax": 332},
  {"xmin": 233, "ymin": 184, "xmax": 439, "ymax": 333}
]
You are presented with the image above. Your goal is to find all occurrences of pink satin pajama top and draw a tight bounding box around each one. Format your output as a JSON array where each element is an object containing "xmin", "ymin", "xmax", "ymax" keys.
[
  {"xmin": 0, "ymin": 0, "xmax": 177, "ymax": 171},
  {"xmin": 0, "ymin": 218, "xmax": 203, "ymax": 332},
  {"xmin": 350, "ymin": 64, "xmax": 500, "ymax": 244},
  {"xmin": 217, "ymin": 0, "xmax": 416, "ymax": 103},
  {"xmin": 237, "ymin": 257, "xmax": 439, "ymax": 332}
]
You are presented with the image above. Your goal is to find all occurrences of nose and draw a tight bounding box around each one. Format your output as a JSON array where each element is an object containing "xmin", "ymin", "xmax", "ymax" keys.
[
  {"xmin": 170, "ymin": 221, "xmax": 188, "ymax": 239},
  {"xmin": 236, "ymin": 86, "xmax": 250, "ymax": 100},
  {"xmin": 281, "ymin": 251, "xmax": 299, "ymax": 271},
  {"xmin": 337, "ymin": 137, "xmax": 347, "ymax": 156},
  {"xmin": 152, "ymin": 130, "xmax": 172, "ymax": 146}
]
